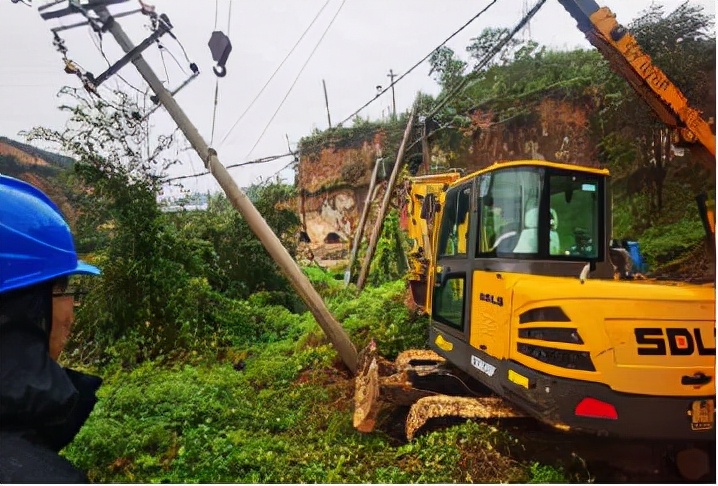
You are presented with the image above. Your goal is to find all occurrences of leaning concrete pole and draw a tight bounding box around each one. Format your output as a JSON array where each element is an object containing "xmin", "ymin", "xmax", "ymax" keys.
[
  {"xmin": 344, "ymin": 156, "xmax": 381, "ymax": 286},
  {"xmin": 97, "ymin": 8, "xmax": 358, "ymax": 374},
  {"xmin": 356, "ymin": 105, "xmax": 415, "ymax": 291}
]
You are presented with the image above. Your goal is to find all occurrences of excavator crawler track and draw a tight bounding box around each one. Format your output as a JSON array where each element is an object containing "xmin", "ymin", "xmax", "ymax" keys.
[{"xmin": 354, "ymin": 344, "xmax": 525, "ymax": 438}]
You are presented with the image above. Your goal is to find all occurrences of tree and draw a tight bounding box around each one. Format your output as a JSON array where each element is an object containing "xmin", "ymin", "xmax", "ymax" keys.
[
  {"xmin": 428, "ymin": 46, "xmax": 467, "ymax": 91},
  {"xmin": 177, "ymin": 181, "xmax": 301, "ymax": 305},
  {"xmin": 26, "ymin": 87, "xmax": 225, "ymax": 364},
  {"xmin": 466, "ymin": 27, "xmax": 523, "ymax": 72}
]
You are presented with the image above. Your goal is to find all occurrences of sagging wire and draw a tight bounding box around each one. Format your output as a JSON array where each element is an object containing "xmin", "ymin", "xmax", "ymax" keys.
[
  {"xmin": 164, "ymin": 152, "xmax": 294, "ymax": 183},
  {"xmin": 90, "ymin": 27, "xmax": 147, "ymax": 95},
  {"xmin": 144, "ymin": 4, "xmax": 199, "ymax": 76},
  {"xmin": 217, "ymin": 0, "xmax": 332, "ymax": 148},
  {"xmin": 245, "ymin": 0, "xmax": 347, "ymax": 160}
]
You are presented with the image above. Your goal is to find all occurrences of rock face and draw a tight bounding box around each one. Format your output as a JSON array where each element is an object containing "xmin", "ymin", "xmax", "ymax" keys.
[
  {"xmin": 295, "ymin": 98, "xmax": 595, "ymax": 266},
  {"xmin": 0, "ymin": 139, "xmax": 76, "ymax": 226},
  {"xmin": 296, "ymin": 132, "xmax": 388, "ymax": 261},
  {"xmin": 453, "ymin": 97, "xmax": 598, "ymax": 172},
  {"xmin": 0, "ymin": 141, "xmax": 52, "ymax": 168}
]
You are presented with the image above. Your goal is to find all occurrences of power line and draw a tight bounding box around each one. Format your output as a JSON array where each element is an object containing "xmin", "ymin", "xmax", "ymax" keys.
[
  {"xmin": 159, "ymin": 42, "xmax": 190, "ymax": 76},
  {"xmin": 335, "ymin": 0, "xmax": 500, "ymax": 127},
  {"xmin": 244, "ymin": 0, "xmax": 347, "ymax": 159},
  {"xmin": 217, "ymin": 0, "xmax": 334, "ymax": 147},
  {"xmin": 158, "ymin": 45, "xmax": 170, "ymax": 82},
  {"xmin": 266, "ymin": 159, "xmax": 297, "ymax": 182},
  {"xmin": 164, "ymin": 152, "xmax": 294, "ymax": 182},
  {"xmin": 427, "ymin": 0, "xmax": 547, "ymax": 118}
]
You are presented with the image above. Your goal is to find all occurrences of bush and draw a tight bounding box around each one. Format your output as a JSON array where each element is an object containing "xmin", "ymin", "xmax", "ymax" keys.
[{"xmin": 639, "ymin": 218, "xmax": 706, "ymax": 269}]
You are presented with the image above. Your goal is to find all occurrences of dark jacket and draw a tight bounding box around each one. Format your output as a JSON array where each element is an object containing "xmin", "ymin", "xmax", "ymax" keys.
[{"xmin": 0, "ymin": 285, "xmax": 102, "ymax": 483}]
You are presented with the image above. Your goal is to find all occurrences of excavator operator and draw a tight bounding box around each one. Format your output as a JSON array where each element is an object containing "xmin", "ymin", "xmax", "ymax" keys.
[{"xmin": 567, "ymin": 227, "xmax": 594, "ymax": 257}]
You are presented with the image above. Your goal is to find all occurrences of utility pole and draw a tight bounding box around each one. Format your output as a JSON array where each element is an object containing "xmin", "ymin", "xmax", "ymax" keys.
[
  {"xmin": 344, "ymin": 156, "xmax": 382, "ymax": 286},
  {"xmin": 356, "ymin": 104, "xmax": 415, "ymax": 291},
  {"xmin": 421, "ymin": 116, "xmax": 431, "ymax": 175},
  {"xmin": 322, "ymin": 79, "xmax": 332, "ymax": 129},
  {"xmin": 94, "ymin": 6, "xmax": 358, "ymax": 374},
  {"xmin": 387, "ymin": 69, "xmax": 397, "ymax": 119}
]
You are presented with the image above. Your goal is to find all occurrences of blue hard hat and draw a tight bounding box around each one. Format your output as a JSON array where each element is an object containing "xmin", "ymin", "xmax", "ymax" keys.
[{"xmin": 0, "ymin": 175, "xmax": 100, "ymax": 293}]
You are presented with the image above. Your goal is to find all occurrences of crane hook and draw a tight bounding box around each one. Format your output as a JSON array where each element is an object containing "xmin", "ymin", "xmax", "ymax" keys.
[{"xmin": 208, "ymin": 31, "xmax": 232, "ymax": 78}]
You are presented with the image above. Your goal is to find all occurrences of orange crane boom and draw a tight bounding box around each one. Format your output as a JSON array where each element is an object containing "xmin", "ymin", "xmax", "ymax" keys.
[{"xmin": 557, "ymin": 0, "xmax": 716, "ymax": 169}]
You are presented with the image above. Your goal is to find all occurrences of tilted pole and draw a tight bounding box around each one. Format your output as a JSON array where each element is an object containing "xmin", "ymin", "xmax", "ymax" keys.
[
  {"xmin": 356, "ymin": 105, "xmax": 415, "ymax": 291},
  {"xmin": 344, "ymin": 156, "xmax": 382, "ymax": 286},
  {"xmin": 322, "ymin": 79, "xmax": 332, "ymax": 129},
  {"xmin": 96, "ymin": 8, "xmax": 358, "ymax": 374}
]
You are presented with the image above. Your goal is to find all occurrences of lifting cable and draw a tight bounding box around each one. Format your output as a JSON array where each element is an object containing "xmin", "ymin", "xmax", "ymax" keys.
[{"xmin": 209, "ymin": 0, "xmax": 233, "ymax": 146}]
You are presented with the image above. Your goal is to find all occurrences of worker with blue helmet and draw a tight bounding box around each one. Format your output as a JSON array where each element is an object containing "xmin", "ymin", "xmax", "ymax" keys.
[{"xmin": 0, "ymin": 174, "xmax": 102, "ymax": 483}]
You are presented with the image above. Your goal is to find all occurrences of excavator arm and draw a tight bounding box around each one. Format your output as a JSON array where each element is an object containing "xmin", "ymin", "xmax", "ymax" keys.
[
  {"xmin": 557, "ymin": 0, "xmax": 716, "ymax": 170},
  {"xmin": 558, "ymin": 0, "xmax": 716, "ymax": 255}
]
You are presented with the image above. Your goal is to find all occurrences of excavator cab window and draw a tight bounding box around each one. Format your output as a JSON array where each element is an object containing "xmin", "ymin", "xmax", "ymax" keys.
[
  {"xmin": 433, "ymin": 275, "xmax": 465, "ymax": 331},
  {"xmin": 475, "ymin": 167, "xmax": 603, "ymax": 261},
  {"xmin": 477, "ymin": 167, "xmax": 542, "ymax": 256},
  {"xmin": 437, "ymin": 184, "xmax": 471, "ymax": 257},
  {"xmin": 548, "ymin": 171, "xmax": 602, "ymax": 259}
]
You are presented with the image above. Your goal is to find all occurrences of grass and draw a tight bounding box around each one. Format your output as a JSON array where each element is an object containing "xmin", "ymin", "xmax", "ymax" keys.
[{"xmin": 63, "ymin": 279, "xmax": 569, "ymax": 483}]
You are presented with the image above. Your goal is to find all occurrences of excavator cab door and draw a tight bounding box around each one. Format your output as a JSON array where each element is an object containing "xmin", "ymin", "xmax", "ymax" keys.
[{"xmin": 430, "ymin": 182, "xmax": 474, "ymax": 347}]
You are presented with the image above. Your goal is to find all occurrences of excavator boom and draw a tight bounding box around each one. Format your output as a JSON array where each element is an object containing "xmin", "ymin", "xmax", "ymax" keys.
[{"xmin": 557, "ymin": 0, "xmax": 715, "ymax": 168}]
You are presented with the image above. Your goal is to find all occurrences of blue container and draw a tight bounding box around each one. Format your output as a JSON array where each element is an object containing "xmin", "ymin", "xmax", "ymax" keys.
[{"xmin": 626, "ymin": 241, "xmax": 646, "ymax": 273}]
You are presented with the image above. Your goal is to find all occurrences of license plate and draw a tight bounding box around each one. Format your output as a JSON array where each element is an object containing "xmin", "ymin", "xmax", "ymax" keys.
[{"xmin": 689, "ymin": 399, "xmax": 715, "ymax": 431}]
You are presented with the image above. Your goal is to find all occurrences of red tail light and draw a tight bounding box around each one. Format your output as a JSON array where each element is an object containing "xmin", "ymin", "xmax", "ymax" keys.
[{"xmin": 575, "ymin": 397, "xmax": 618, "ymax": 420}]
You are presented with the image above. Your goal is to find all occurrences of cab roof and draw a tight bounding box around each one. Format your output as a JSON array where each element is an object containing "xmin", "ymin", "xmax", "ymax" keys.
[{"xmin": 451, "ymin": 159, "xmax": 610, "ymax": 186}]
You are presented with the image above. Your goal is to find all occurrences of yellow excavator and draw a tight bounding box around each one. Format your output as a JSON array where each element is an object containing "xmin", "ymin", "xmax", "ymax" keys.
[{"xmin": 353, "ymin": 0, "xmax": 715, "ymax": 480}]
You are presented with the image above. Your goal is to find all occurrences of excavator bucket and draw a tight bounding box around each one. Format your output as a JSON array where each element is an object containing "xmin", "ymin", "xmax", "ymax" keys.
[{"xmin": 353, "ymin": 342, "xmax": 526, "ymax": 439}]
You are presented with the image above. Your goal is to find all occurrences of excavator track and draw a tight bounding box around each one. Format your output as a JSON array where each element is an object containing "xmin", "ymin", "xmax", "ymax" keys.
[
  {"xmin": 405, "ymin": 395, "xmax": 526, "ymax": 440},
  {"xmin": 353, "ymin": 344, "xmax": 525, "ymax": 438},
  {"xmin": 353, "ymin": 344, "xmax": 715, "ymax": 482}
]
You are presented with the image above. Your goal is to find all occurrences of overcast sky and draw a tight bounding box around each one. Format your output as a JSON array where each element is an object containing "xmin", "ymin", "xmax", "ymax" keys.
[{"xmin": 0, "ymin": 0, "xmax": 714, "ymax": 196}]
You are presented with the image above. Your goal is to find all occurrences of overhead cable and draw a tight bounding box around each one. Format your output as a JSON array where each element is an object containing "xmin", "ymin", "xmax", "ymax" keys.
[
  {"xmin": 335, "ymin": 0, "xmax": 500, "ymax": 127},
  {"xmin": 426, "ymin": 0, "xmax": 548, "ymax": 118},
  {"xmin": 164, "ymin": 152, "xmax": 294, "ymax": 182},
  {"xmin": 243, "ymin": 0, "xmax": 347, "ymax": 159},
  {"xmin": 217, "ymin": 0, "xmax": 334, "ymax": 148}
]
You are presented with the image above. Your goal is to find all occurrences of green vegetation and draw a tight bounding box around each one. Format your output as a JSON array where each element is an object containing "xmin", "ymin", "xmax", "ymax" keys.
[
  {"xmin": 63, "ymin": 276, "xmax": 571, "ymax": 483},
  {"xmin": 15, "ymin": 86, "xmax": 565, "ymax": 484}
]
